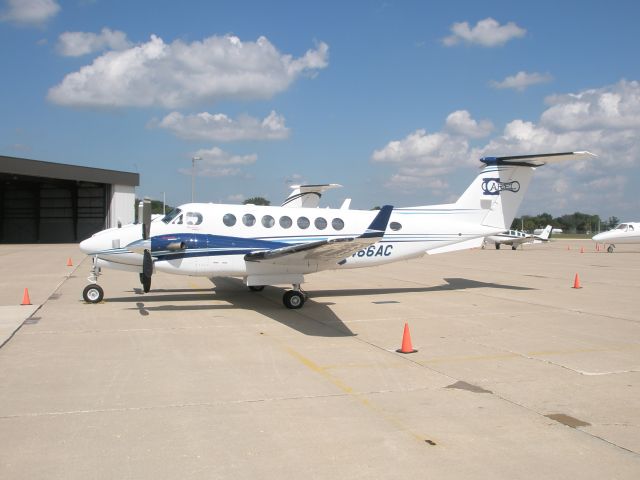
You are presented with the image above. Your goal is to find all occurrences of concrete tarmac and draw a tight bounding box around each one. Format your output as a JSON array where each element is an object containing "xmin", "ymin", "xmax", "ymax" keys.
[{"xmin": 0, "ymin": 241, "xmax": 639, "ymax": 479}]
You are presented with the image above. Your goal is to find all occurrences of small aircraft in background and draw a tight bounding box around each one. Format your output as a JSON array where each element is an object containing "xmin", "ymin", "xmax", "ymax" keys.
[
  {"xmin": 592, "ymin": 222, "xmax": 640, "ymax": 252},
  {"xmin": 483, "ymin": 225, "xmax": 553, "ymax": 250},
  {"xmin": 79, "ymin": 151, "xmax": 595, "ymax": 309}
]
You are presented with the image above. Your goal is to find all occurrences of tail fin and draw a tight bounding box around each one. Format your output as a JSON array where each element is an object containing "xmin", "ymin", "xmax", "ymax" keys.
[
  {"xmin": 455, "ymin": 151, "xmax": 596, "ymax": 230},
  {"xmin": 536, "ymin": 225, "xmax": 553, "ymax": 241}
]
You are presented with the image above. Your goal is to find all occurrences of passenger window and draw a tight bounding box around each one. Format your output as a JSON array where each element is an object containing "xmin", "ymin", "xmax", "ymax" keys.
[
  {"xmin": 390, "ymin": 222, "xmax": 402, "ymax": 231},
  {"xmin": 297, "ymin": 217, "xmax": 310, "ymax": 229},
  {"xmin": 223, "ymin": 213, "xmax": 236, "ymax": 227},
  {"xmin": 243, "ymin": 213, "xmax": 256, "ymax": 227},
  {"xmin": 185, "ymin": 212, "xmax": 203, "ymax": 225},
  {"xmin": 332, "ymin": 218, "xmax": 344, "ymax": 231},
  {"xmin": 314, "ymin": 217, "xmax": 327, "ymax": 230},
  {"xmin": 280, "ymin": 216, "xmax": 292, "ymax": 228},
  {"xmin": 262, "ymin": 215, "xmax": 275, "ymax": 228}
]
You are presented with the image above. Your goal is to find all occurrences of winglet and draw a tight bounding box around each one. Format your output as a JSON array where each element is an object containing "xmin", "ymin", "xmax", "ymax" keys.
[{"xmin": 361, "ymin": 205, "xmax": 393, "ymax": 238}]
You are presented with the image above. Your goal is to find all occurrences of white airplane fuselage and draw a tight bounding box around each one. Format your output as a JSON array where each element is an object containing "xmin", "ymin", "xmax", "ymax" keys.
[
  {"xmin": 592, "ymin": 222, "xmax": 640, "ymax": 246},
  {"xmin": 81, "ymin": 203, "xmax": 501, "ymax": 277}
]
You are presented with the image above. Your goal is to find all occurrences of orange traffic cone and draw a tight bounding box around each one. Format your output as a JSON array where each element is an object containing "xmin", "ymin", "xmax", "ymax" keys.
[
  {"xmin": 572, "ymin": 273, "xmax": 582, "ymax": 289},
  {"xmin": 67, "ymin": 257, "xmax": 73, "ymax": 266},
  {"xmin": 21, "ymin": 288, "xmax": 32, "ymax": 305},
  {"xmin": 396, "ymin": 323, "xmax": 418, "ymax": 354}
]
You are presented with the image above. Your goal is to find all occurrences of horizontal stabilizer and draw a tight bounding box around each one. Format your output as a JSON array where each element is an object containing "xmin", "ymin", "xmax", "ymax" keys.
[{"xmin": 481, "ymin": 151, "xmax": 596, "ymax": 167}]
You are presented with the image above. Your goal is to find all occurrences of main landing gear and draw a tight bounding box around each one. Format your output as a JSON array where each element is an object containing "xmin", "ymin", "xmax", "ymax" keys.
[
  {"xmin": 283, "ymin": 284, "xmax": 306, "ymax": 309},
  {"xmin": 247, "ymin": 283, "xmax": 307, "ymax": 309}
]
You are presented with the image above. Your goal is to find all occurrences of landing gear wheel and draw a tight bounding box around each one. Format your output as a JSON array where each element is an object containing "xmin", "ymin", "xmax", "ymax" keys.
[
  {"xmin": 495, "ymin": 244, "xmax": 501, "ymax": 250},
  {"xmin": 249, "ymin": 285, "xmax": 265, "ymax": 292},
  {"xmin": 607, "ymin": 245, "xmax": 614, "ymax": 253},
  {"xmin": 83, "ymin": 284, "xmax": 104, "ymax": 303},
  {"xmin": 283, "ymin": 290, "xmax": 305, "ymax": 309},
  {"xmin": 512, "ymin": 245, "xmax": 517, "ymax": 250}
]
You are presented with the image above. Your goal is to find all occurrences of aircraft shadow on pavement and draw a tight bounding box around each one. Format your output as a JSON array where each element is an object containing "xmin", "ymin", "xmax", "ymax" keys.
[
  {"xmin": 104, "ymin": 276, "xmax": 531, "ymax": 338},
  {"xmin": 106, "ymin": 278, "xmax": 355, "ymax": 338},
  {"xmin": 309, "ymin": 277, "xmax": 534, "ymax": 298}
]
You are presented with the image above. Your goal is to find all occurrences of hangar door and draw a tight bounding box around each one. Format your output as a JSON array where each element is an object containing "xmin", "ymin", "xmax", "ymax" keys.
[{"xmin": 0, "ymin": 174, "xmax": 107, "ymax": 243}]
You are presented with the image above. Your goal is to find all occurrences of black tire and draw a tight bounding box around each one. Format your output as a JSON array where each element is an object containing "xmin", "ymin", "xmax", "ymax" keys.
[
  {"xmin": 495, "ymin": 244, "xmax": 500, "ymax": 250},
  {"xmin": 607, "ymin": 245, "xmax": 614, "ymax": 253},
  {"xmin": 283, "ymin": 290, "xmax": 305, "ymax": 309},
  {"xmin": 512, "ymin": 245, "xmax": 517, "ymax": 250},
  {"xmin": 249, "ymin": 285, "xmax": 265, "ymax": 292},
  {"xmin": 83, "ymin": 284, "xmax": 104, "ymax": 303}
]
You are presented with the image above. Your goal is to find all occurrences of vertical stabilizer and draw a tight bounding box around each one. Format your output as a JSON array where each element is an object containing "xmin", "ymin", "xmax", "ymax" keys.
[{"xmin": 454, "ymin": 163, "xmax": 535, "ymax": 230}]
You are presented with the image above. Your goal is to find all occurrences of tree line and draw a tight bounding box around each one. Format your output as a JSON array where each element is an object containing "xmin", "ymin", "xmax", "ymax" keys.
[{"xmin": 511, "ymin": 212, "xmax": 620, "ymax": 234}]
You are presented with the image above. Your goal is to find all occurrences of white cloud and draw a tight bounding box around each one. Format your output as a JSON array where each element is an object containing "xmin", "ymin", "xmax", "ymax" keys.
[
  {"xmin": 156, "ymin": 110, "xmax": 290, "ymax": 141},
  {"xmin": 541, "ymin": 80, "xmax": 640, "ymax": 131},
  {"xmin": 56, "ymin": 28, "xmax": 131, "ymax": 56},
  {"xmin": 178, "ymin": 147, "xmax": 257, "ymax": 178},
  {"xmin": 1, "ymin": 0, "xmax": 59, "ymax": 25},
  {"xmin": 442, "ymin": 17, "xmax": 526, "ymax": 47},
  {"xmin": 445, "ymin": 110, "xmax": 493, "ymax": 138},
  {"xmin": 48, "ymin": 34, "xmax": 329, "ymax": 108},
  {"xmin": 491, "ymin": 71, "xmax": 553, "ymax": 91},
  {"xmin": 372, "ymin": 80, "xmax": 640, "ymax": 212},
  {"xmin": 371, "ymin": 128, "xmax": 469, "ymax": 190}
]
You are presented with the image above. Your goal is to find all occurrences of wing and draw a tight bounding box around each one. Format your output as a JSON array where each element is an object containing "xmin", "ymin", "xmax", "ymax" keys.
[{"xmin": 245, "ymin": 205, "xmax": 393, "ymax": 266}]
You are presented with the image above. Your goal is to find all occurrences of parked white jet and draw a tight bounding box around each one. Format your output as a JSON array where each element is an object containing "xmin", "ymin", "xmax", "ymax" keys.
[
  {"xmin": 79, "ymin": 151, "xmax": 594, "ymax": 308},
  {"xmin": 483, "ymin": 225, "xmax": 553, "ymax": 250},
  {"xmin": 592, "ymin": 222, "xmax": 640, "ymax": 252}
]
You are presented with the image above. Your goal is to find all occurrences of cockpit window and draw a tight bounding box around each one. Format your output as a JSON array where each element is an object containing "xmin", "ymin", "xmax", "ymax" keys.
[
  {"xmin": 616, "ymin": 224, "xmax": 628, "ymax": 230},
  {"xmin": 185, "ymin": 212, "xmax": 203, "ymax": 225},
  {"xmin": 162, "ymin": 208, "xmax": 182, "ymax": 224}
]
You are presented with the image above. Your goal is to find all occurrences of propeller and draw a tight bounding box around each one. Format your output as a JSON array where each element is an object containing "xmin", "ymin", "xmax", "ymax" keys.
[{"xmin": 138, "ymin": 198, "xmax": 153, "ymax": 293}]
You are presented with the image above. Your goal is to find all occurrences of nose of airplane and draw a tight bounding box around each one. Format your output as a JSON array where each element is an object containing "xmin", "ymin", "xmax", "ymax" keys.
[
  {"xmin": 592, "ymin": 232, "xmax": 606, "ymax": 242},
  {"xmin": 79, "ymin": 236, "xmax": 99, "ymax": 254}
]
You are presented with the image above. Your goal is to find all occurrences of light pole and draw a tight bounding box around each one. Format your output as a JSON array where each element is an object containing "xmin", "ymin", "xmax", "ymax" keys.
[{"xmin": 191, "ymin": 156, "xmax": 201, "ymax": 202}]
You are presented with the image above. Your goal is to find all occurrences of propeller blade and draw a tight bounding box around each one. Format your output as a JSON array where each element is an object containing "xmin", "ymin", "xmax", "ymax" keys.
[
  {"xmin": 138, "ymin": 198, "xmax": 152, "ymax": 240},
  {"xmin": 142, "ymin": 249, "xmax": 153, "ymax": 293}
]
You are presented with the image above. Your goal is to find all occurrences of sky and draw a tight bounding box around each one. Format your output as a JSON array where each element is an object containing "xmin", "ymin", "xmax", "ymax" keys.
[{"xmin": 2, "ymin": 0, "xmax": 640, "ymax": 220}]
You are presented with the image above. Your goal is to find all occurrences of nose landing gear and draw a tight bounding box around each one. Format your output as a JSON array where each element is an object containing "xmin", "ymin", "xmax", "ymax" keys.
[{"xmin": 83, "ymin": 256, "xmax": 104, "ymax": 303}]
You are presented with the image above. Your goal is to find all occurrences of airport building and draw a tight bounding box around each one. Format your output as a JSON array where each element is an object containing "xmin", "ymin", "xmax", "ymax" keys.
[{"xmin": 0, "ymin": 155, "xmax": 139, "ymax": 243}]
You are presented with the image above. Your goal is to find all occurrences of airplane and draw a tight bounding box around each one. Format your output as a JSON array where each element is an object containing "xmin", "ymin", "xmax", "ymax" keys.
[
  {"xmin": 483, "ymin": 225, "xmax": 553, "ymax": 250},
  {"xmin": 79, "ymin": 151, "xmax": 595, "ymax": 309},
  {"xmin": 591, "ymin": 222, "xmax": 640, "ymax": 252}
]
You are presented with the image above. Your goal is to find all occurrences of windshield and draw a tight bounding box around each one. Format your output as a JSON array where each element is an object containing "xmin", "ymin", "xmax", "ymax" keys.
[
  {"xmin": 162, "ymin": 208, "xmax": 182, "ymax": 224},
  {"xmin": 615, "ymin": 224, "xmax": 628, "ymax": 230}
]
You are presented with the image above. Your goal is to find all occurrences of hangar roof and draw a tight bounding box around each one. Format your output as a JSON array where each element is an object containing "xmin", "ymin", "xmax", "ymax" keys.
[{"xmin": 0, "ymin": 155, "xmax": 139, "ymax": 186}]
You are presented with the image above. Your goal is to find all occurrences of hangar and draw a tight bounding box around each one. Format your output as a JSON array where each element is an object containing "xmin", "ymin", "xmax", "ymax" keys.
[{"xmin": 0, "ymin": 155, "xmax": 139, "ymax": 243}]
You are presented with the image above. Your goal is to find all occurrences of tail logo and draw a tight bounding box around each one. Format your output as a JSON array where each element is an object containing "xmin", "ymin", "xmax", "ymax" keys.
[{"xmin": 482, "ymin": 178, "xmax": 520, "ymax": 196}]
